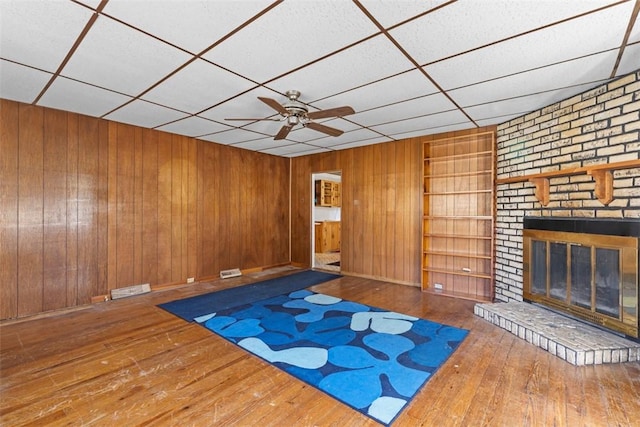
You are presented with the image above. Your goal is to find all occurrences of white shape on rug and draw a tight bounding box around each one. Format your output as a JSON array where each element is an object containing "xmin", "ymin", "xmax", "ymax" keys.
[
  {"xmin": 238, "ymin": 337, "xmax": 328, "ymax": 369},
  {"xmin": 351, "ymin": 312, "xmax": 418, "ymax": 334}
]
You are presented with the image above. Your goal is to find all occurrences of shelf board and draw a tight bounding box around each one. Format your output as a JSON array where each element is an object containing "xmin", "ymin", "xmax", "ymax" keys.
[
  {"xmin": 424, "ymin": 170, "xmax": 492, "ymax": 178},
  {"xmin": 496, "ymin": 159, "xmax": 640, "ymax": 206},
  {"xmin": 425, "ymin": 189, "xmax": 492, "ymax": 196},
  {"xmin": 422, "ymin": 267, "xmax": 492, "ymax": 279},
  {"xmin": 424, "ymin": 150, "xmax": 493, "ymax": 162},
  {"xmin": 423, "ymin": 215, "xmax": 493, "ymax": 220},
  {"xmin": 424, "ymin": 233, "xmax": 493, "ymax": 240},
  {"xmin": 423, "ymin": 250, "xmax": 492, "ymax": 260}
]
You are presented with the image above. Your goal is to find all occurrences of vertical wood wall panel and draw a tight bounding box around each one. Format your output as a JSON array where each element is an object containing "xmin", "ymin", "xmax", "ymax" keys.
[
  {"xmin": 66, "ymin": 113, "xmax": 79, "ymax": 307},
  {"xmin": 0, "ymin": 99, "xmax": 290, "ymax": 319},
  {"xmin": 141, "ymin": 129, "xmax": 158, "ymax": 286},
  {"xmin": 77, "ymin": 115, "xmax": 100, "ymax": 302},
  {"xmin": 291, "ymin": 139, "xmax": 422, "ymax": 286},
  {"xmin": 0, "ymin": 100, "xmax": 19, "ymax": 318},
  {"xmin": 43, "ymin": 109, "xmax": 68, "ymax": 311},
  {"xmin": 156, "ymin": 132, "xmax": 172, "ymax": 285},
  {"xmin": 116, "ymin": 123, "xmax": 135, "ymax": 287},
  {"xmin": 17, "ymin": 104, "xmax": 44, "ymax": 315},
  {"xmin": 96, "ymin": 121, "xmax": 109, "ymax": 296},
  {"xmin": 133, "ymin": 127, "xmax": 144, "ymax": 285}
]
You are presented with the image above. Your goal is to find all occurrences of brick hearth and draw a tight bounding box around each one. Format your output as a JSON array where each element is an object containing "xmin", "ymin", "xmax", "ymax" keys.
[{"xmin": 474, "ymin": 302, "xmax": 640, "ymax": 365}]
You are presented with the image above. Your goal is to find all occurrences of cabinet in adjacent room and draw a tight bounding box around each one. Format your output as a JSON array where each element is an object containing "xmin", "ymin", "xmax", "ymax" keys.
[
  {"xmin": 314, "ymin": 221, "xmax": 341, "ymax": 253},
  {"xmin": 422, "ymin": 130, "xmax": 495, "ymax": 301},
  {"xmin": 315, "ymin": 180, "xmax": 341, "ymax": 207}
]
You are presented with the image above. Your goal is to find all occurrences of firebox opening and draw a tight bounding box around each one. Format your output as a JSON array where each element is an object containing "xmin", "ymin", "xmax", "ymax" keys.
[{"xmin": 523, "ymin": 217, "xmax": 639, "ymax": 343}]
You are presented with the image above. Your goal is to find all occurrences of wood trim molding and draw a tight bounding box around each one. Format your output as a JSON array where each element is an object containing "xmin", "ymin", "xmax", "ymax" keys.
[{"xmin": 528, "ymin": 177, "xmax": 550, "ymax": 206}]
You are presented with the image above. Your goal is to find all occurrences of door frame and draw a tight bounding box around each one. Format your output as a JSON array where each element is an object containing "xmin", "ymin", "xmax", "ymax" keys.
[{"xmin": 311, "ymin": 170, "xmax": 342, "ymax": 269}]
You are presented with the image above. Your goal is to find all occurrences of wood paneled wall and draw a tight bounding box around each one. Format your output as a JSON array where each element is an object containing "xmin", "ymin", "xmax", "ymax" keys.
[
  {"xmin": 291, "ymin": 138, "xmax": 423, "ymax": 286},
  {"xmin": 0, "ymin": 100, "xmax": 290, "ymax": 319}
]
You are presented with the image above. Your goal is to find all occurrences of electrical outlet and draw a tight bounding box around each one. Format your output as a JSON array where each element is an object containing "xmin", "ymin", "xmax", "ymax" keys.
[
  {"xmin": 434, "ymin": 283, "xmax": 443, "ymax": 290},
  {"xmin": 187, "ymin": 277, "xmax": 195, "ymax": 284}
]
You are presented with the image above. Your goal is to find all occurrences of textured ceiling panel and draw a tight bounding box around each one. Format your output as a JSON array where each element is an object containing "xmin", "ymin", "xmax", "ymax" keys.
[
  {"xmin": 141, "ymin": 59, "xmax": 257, "ymax": 114},
  {"xmin": 449, "ymin": 51, "xmax": 619, "ymax": 108},
  {"xmin": 104, "ymin": 99, "xmax": 189, "ymax": 129},
  {"xmin": 0, "ymin": 1, "xmax": 92, "ymax": 72},
  {"xmin": 61, "ymin": 15, "xmax": 191, "ymax": 95},
  {"xmin": 350, "ymin": 93, "xmax": 458, "ymax": 128},
  {"xmin": 203, "ymin": 1, "xmax": 379, "ymax": 83},
  {"xmin": 38, "ymin": 77, "xmax": 132, "ymax": 117},
  {"xmin": 390, "ymin": 0, "xmax": 618, "ymax": 65},
  {"xmin": 156, "ymin": 116, "xmax": 231, "ymax": 137},
  {"xmin": 0, "ymin": 61, "xmax": 51, "ymax": 104},
  {"xmin": 268, "ymin": 35, "xmax": 416, "ymax": 100},
  {"xmin": 310, "ymin": 70, "xmax": 439, "ymax": 115},
  {"xmin": 102, "ymin": 0, "xmax": 274, "ymax": 54},
  {"xmin": 427, "ymin": 2, "xmax": 635, "ymax": 92},
  {"xmin": 358, "ymin": 0, "xmax": 452, "ymax": 28}
]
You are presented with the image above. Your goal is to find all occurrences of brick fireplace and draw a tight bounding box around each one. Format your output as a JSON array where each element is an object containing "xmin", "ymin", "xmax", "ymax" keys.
[{"xmin": 478, "ymin": 70, "xmax": 640, "ymax": 364}]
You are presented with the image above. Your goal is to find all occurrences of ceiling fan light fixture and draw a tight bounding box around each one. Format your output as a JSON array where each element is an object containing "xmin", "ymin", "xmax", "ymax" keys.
[{"xmin": 226, "ymin": 90, "xmax": 355, "ymax": 140}]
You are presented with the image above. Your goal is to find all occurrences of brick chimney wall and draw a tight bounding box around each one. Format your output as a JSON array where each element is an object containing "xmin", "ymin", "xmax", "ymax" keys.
[{"xmin": 494, "ymin": 70, "xmax": 640, "ymax": 303}]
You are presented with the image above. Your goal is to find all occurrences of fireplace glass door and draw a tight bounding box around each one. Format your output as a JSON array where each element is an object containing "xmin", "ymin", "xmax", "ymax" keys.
[{"xmin": 524, "ymin": 229, "xmax": 638, "ymax": 339}]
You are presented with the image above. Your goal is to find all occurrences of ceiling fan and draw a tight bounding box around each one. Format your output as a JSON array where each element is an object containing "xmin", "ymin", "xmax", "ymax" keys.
[{"xmin": 225, "ymin": 90, "xmax": 355, "ymax": 140}]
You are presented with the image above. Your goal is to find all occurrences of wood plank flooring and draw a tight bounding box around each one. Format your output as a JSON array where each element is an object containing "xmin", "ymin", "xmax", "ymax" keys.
[{"xmin": 1, "ymin": 269, "xmax": 639, "ymax": 426}]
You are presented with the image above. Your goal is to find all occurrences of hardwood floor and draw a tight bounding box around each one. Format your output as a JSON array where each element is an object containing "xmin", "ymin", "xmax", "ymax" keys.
[{"xmin": 1, "ymin": 269, "xmax": 639, "ymax": 426}]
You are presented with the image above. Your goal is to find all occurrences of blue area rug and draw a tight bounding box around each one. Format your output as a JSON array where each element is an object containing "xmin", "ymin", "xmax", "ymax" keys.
[
  {"xmin": 158, "ymin": 270, "xmax": 340, "ymax": 321},
  {"xmin": 195, "ymin": 289, "xmax": 469, "ymax": 425}
]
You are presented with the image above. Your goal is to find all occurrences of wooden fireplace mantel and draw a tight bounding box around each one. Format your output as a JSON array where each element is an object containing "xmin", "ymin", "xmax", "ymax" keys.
[{"xmin": 496, "ymin": 159, "xmax": 640, "ymax": 206}]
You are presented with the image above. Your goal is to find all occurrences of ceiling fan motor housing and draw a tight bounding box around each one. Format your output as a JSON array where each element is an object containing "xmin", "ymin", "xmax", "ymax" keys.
[{"xmin": 283, "ymin": 90, "xmax": 308, "ymax": 117}]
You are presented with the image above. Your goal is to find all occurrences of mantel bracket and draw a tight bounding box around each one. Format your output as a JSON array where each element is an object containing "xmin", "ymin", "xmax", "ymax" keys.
[
  {"xmin": 587, "ymin": 169, "xmax": 614, "ymax": 205},
  {"xmin": 529, "ymin": 178, "xmax": 550, "ymax": 206}
]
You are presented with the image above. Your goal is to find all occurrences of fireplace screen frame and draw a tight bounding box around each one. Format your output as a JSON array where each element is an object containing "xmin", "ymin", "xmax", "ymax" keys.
[{"xmin": 523, "ymin": 229, "xmax": 638, "ymax": 339}]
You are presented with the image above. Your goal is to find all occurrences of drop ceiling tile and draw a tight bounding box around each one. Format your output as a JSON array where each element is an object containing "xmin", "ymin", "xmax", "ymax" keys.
[
  {"xmin": 328, "ymin": 136, "xmax": 391, "ymax": 151},
  {"xmin": 349, "ymin": 93, "xmax": 457, "ymax": 127},
  {"xmin": 279, "ymin": 147, "xmax": 332, "ymax": 158},
  {"xmin": 261, "ymin": 143, "xmax": 327, "ymax": 157},
  {"xmin": 617, "ymin": 44, "xmax": 640, "ymax": 76},
  {"xmin": 61, "ymin": 15, "xmax": 191, "ymax": 96},
  {"xmin": 358, "ymin": 0, "xmax": 452, "ymax": 28},
  {"xmin": 388, "ymin": 122, "xmax": 475, "ymax": 140},
  {"xmin": 449, "ymin": 51, "xmax": 618, "ymax": 108},
  {"xmin": 203, "ymin": 1, "xmax": 379, "ymax": 83},
  {"xmin": 390, "ymin": 0, "xmax": 620, "ymax": 65},
  {"xmin": 199, "ymin": 128, "xmax": 269, "ymax": 145},
  {"xmin": 0, "ymin": 61, "xmax": 51, "ymax": 104},
  {"xmin": 232, "ymin": 139, "xmax": 297, "ymax": 151},
  {"xmin": 104, "ymin": 99, "xmax": 189, "ymax": 129},
  {"xmin": 370, "ymin": 109, "xmax": 470, "ymax": 136},
  {"xmin": 318, "ymin": 128, "xmax": 388, "ymax": 147},
  {"xmin": 427, "ymin": 2, "xmax": 634, "ymax": 90},
  {"xmin": 0, "ymin": 1, "xmax": 93, "ymax": 72},
  {"xmin": 37, "ymin": 77, "xmax": 132, "ymax": 118},
  {"xmin": 198, "ymin": 87, "xmax": 285, "ymax": 122},
  {"xmin": 310, "ymin": 69, "xmax": 438, "ymax": 114},
  {"xmin": 102, "ymin": 0, "xmax": 274, "ymax": 54},
  {"xmin": 75, "ymin": 0, "xmax": 102, "ymax": 9},
  {"xmin": 630, "ymin": 12, "xmax": 640, "ymax": 43},
  {"xmin": 464, "ymin": 81, "xmax": 609, "ymax": 123},
  {"xmin": 142, "ymin": 59, "xmax": 256, "ymax": 114},
  {"xmin": 269, "ymin": 35, "xmax": 415, "ymax": 100},
  {"xmin": 156, "ymin": 116, "xmax": 230, "ymax": 137}
]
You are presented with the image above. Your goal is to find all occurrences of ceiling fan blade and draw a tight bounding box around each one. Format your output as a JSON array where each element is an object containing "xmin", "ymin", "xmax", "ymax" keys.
[
  {"xmin": 307, "ymin": 106, "xmax": 355, "ymax": 120},
  {"xmin": 258, "ymin": 97, "xmax": 289, "ymax": 115},
  {"xmin": 274, "ymin": 124, "xmax": 294, "ymax": 140},
  {"xmin": 305, "ymin": 121, "xmax": 344, "ymax": 137},
  {"xmin": 224, "ymin": 118, "xmax": 281, "ymax": 121}
]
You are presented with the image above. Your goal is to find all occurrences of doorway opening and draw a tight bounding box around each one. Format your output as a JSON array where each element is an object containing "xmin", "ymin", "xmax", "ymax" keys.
[{"xmin": 311, "ymin": 171, "xmax": 341, "ymax": 272}]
